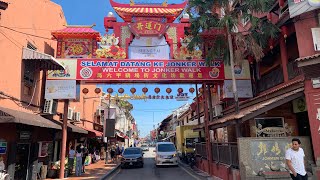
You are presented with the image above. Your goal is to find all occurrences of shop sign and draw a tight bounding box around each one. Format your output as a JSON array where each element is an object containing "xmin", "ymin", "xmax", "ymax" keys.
[
  {"xmin": 45, "ymin": 80, "xmax": 76, "ymax": 100},
  {"xmin": 223, "ymin": 80, "xmax": 253, "ymax": 99},
  {"xmin": 47, "ymin": 59, "xmax": 77, "ymax": 80},
  {"xmin": 77, "ymin": 59, "xmax": 225, "ymax": 82},
  {"xmin": 20, "ymin": 131, "xmax": 31, "ymax": 140},
  {"xmin": 129, "ymin": 20, "xmax": 169, "ymax": 37},
  {"xmin": 129, "ymin": 37, "xmax": 169, "ymax": 59},
  {"xmin": 288, "ymin": 0, "xmax": 320, "ymax": 18},
  {"xmin": 0, "ymin": 142, "xmax": 7, "ymax": 154},
  {"xmin": 175, "ymin": 93, "xmax": 189, "ymax": 101}
]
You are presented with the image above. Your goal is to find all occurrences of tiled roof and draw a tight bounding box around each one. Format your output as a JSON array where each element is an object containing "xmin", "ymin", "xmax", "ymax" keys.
[
  {"xmin": 295, "ymin": 54, "xmax": 320, "ymax": 62},
  {"xmin": 52, "ymin": 26, "xmax": 100, "ymax": 38},
  {"xmin": 209, "ymin": 87, "xmax": 304, "ymax": 126}
]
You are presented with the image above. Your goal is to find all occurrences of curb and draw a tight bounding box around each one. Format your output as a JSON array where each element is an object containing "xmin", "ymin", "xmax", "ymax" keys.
[{"xmin": 100, "ymin": 163, "xmax": 121, "ymax": 180}]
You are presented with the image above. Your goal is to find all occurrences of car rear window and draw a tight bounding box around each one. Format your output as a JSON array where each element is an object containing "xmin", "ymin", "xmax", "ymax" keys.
[
  {"xmin": 123, "ymin": 148, "xmax": 141, "ymax": 155},
  {"xmin": 158, "ymin": 144, "xmax": 176, "ymax": 152}
]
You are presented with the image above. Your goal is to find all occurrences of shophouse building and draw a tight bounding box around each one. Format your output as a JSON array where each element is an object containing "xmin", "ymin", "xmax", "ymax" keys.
[{"xmin": 0, "ymin": 1, "xmax": 87, "ymax": 179}]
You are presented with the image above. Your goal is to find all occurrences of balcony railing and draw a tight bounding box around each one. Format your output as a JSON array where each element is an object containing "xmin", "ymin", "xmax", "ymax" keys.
[
  {"xmin": 212, "ymin": 142, "xmax": 239, "ymax": 168},
  {"xmin": 195, "ymin": 143, "xmax": 207, "ymax": 159}
]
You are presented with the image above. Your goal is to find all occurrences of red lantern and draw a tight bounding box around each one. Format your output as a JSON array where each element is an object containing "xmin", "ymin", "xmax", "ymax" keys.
[
  {"xmin": 281, "ymin": 26, "xmax": 288, "ymax": 39},
  {"xmin": 199, "ymin": 87, "xmax": 204, "ymax": 93},
  {"xmin": 178, "ymin": 88, "xmax": 183, "ymax": 93},
  {"xmin": 247, "ymin": 55, "xmax": 254, "ymax": 64},
  {"xmin": 82, "ymin": 88, "xmax": 89, "ymax": 94},
  {"xmin": 130, "ymin": 88, "xmax": 136, "ymax": 94},
  {"xmin": 268, "ymin": 38, "xmax": 274, "ymax": 50},
  {"xmin": 142, "ymin": 87, "xmax": 148, "ymax": 94},
  {"xmin": 279, "ymin": 0, "xmax": 284, "ymax": 7},
  {"xmin": 154, "ymin": 87, "xmax": 160, "ymax": 94},
  {"xmin": 118, "ymin": 88, "xmax": 124, "ymax": 94},
  {"xmin": 267, "ymin": 13, "xmax": 272, "ymax": 22},
  {"xmin": 94, "ymin": 88, "xmax": 101, "ymax": 94},
  {"xmin": 166, "ymin": 88, "xmax": 172, "ymax": 94},
  {"xmin": 190, "ymin": 103, "xmax": 196, "ymax": 111},
  {"xmin": 189, "ymin": 87, "xmax": 195, "ymax": 94}
]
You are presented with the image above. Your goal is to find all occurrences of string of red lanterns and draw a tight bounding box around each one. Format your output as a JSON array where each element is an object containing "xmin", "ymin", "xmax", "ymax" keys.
[{"xmin": 92, "ymin": 87, "xmax": 204, "ymax": 95}]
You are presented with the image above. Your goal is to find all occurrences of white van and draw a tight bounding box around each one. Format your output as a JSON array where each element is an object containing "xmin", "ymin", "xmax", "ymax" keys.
[{"xmin": 154, "ymin": 142, "xmax": 178, "ymax": 166}]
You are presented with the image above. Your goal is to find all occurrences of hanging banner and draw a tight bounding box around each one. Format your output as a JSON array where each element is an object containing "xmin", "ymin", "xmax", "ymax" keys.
[
  {"xmin": 47, "ymin": 59, "xmax": 77, "ymax": 80},
  {"xmin": 77, "ymin": 59, "xmax": 224, "ymax": 82},
  {"xmin": 223, "ymin": 80, "xmax": 253, "ymax": 99},
  {"xmin": 224, "ymin": 60, "xmax": 251, "ymax": 79},
  {"xmin": 45, "ymin": 80, "xmax": 76, "ymax": 99}
]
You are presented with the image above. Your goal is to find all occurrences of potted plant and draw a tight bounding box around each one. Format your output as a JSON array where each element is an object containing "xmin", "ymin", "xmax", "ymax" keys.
[{"xmin": 47, "ymin": 159, "xmax": 69, "ymax": 178}]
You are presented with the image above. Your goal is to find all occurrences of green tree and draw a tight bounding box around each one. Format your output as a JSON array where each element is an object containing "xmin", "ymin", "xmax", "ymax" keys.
[{"xmin": 187, "ymin": 0, "xmax": 279, "ymax": 113}]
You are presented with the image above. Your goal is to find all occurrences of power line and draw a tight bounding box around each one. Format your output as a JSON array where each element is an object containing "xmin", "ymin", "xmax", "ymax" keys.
[
  {"xmin": 0, "ymin": 29, "xmax": 23, "ymax": 49},
  {"xmin": 0, "ymin": 25, "xmax": 54, "ymax": 41}
]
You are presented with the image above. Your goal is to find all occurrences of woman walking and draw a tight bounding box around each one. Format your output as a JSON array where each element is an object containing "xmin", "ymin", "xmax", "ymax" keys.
[{"xmin": 75, "ymin": 146, "xmax": 82, "ymax": 176}]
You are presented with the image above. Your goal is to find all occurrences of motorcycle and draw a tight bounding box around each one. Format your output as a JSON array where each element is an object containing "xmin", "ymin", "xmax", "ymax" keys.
[{"xmin": 186, "ymin": 152, "xmax": 196, "ymax": 169}]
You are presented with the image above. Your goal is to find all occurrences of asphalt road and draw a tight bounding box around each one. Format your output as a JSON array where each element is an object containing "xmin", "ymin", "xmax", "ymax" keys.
[{"xmin": 107, "ymin": 147, "xmax": 201, "ymax": 180}]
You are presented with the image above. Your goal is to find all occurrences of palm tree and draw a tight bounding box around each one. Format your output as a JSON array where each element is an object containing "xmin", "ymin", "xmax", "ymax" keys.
[{"xmin": 187, "ymin": 0, "xmax": 279, "ymax": 113}]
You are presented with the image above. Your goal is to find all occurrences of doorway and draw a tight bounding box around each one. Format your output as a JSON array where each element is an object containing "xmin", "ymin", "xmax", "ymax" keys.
[{"xmin": 14, "ymin": 143, "xmax": 30, "ymax": 180}]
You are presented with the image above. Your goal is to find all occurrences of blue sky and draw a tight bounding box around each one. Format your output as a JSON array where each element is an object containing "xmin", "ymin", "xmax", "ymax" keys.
[{"xmin": 51, "ymin": 0, "xmax": 194, "ymax": 137}]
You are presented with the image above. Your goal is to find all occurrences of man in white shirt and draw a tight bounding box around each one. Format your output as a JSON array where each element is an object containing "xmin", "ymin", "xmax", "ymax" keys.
[{"xmin": 285, "ymin": 138, "xmax": 308, "ymax": 180}]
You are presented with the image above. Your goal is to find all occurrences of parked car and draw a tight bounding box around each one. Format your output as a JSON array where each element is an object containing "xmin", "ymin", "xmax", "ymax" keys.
[
  {"xmin": 141, "ymin": 144, "xmax": 149, "ymax": 151},
  {"xmin": 154, "ymin": 142, "xmax": 178, "ymax": 166},
  {"xmin": 121, "ymin": 147, "xmax": 144, "ymax": 168}
]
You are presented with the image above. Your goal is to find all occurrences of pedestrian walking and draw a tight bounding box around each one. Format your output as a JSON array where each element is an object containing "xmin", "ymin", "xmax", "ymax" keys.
[
  {"xmin": 81, "ymin": 146, "xmax": 88, "ymax": 173},
  {"xmin": 110, "ymin": 145, "xmax": 116, "ymax": 163},
  {"xmin": 285, "ymin": 138, "xmax": 308, "ymax": 180},
  {"xmin": 75, "ymin": 146, "xmax": 82, "ymax": 176},
  {"xmin": 68, "ymin": 146, "xmax": 75, "ymax": 175}
]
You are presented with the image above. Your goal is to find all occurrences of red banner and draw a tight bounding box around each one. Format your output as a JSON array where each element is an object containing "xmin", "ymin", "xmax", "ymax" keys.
[{"xmin": 77, "ymin": 59, "xmax": 224, "ymax": 83}]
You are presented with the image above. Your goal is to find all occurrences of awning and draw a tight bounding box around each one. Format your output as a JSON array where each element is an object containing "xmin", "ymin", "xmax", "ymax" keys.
[
  {"xmin": 209, "ymin": 88, "xmax": 305, "ymax": 127},
  {"xmin": 0, "ymin": 106, "xmax": 61, "ymax": 130},
  {"xmin": 67, "ymin": 123, "xmax": 88, "ymax": 134},
  {"xmin": 22, "ymin": 48, "xmax": 65, "ymax": 70},
  {"xmin": 79, "ymin": 126, "xmax": 101, "ymax": 137}
]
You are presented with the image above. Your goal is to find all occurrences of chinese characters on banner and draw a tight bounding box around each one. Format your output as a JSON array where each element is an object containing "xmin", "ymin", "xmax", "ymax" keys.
[
  {"xmin": 76, "ymin": 59, "xmax": 224, "ymax": 82},
  {"xmin": 129, "ymin": 20, "xmax": 169, "ymax": 37}
]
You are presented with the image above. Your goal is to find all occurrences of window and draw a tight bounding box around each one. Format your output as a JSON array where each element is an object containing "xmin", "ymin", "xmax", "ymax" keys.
[
  {"xmin": 23, "ymin": 61, "xmax": 35, "ymax": 87},
  {"xmin": 27, "ymin": 42, "xmax": 37, "ymax": 50}
]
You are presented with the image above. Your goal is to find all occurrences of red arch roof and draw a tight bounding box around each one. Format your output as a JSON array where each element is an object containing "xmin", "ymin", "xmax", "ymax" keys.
[{"xmin": 110, "ymin": 0, "xmax": 188, "ymax": 22}]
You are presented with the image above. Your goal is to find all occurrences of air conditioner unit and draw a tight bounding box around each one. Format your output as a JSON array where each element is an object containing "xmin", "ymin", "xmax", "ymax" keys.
[
  {"xmin": 72, "ymin": 112, "xmax": 81, "ymax": 122},
  {"xmin": 43, "ymin": 99, "xmax": 57, "ymax": 114},
  {"xmin": 213, "ymin": 105, "xmax": 223, "ymax": 117},
  {"xmin": 96, "ymin": 109, "xmax": 104, "ymax": 116},
  {"xmin": 67, "ymin": 107, "xmax": 73, "ymax": 120}
]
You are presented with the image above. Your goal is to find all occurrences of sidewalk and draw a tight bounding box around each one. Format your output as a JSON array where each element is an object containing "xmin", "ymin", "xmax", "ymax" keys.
[
  {"xmin": 46, "ymin": 160, "xmax": 119, "ymax": 180},
  {"xmin": 67, "ymin": 160, "xmax": 119, "ymax": 180}
]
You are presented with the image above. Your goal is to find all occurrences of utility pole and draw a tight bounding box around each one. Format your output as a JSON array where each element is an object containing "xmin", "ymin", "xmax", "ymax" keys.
[
  {"xmin": 105, "ymin": 93, "xmax": 111, "ymax": 164},
  {"xmin": 227, "ymin": 22, "xmax": 241, "ymax": 137},
  {"xmin": 59, "ymin": 99, "xmax": 69, "ymax": 179}
]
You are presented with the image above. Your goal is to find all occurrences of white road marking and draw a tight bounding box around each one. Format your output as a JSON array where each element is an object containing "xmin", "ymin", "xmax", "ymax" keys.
[{"xmin": 179, "ymin": 164, "xmax": 201, "ymax": 180}]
